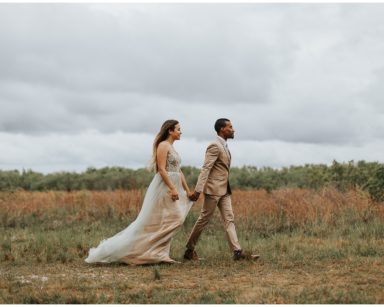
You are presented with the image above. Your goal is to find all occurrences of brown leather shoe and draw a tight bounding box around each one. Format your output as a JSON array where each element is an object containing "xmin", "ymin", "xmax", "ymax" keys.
[
  {"xmin": 234, "ymin": 249, "xmax": 260, "ymax": 261},
  {"xmin": 183, "ymin": 248, "xmax": 199, "ymax": 261}
]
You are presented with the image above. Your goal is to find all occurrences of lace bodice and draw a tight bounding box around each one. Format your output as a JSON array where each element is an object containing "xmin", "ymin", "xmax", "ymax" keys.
[{"xmin": 166, "ymin": 146, "xmax": 181, "ymax": 172}]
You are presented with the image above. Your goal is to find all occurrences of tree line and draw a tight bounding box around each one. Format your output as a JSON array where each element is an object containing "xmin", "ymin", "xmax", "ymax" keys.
[{"xmin": 1, "ymin": 160, "xmax": 383, "ymax": 201}]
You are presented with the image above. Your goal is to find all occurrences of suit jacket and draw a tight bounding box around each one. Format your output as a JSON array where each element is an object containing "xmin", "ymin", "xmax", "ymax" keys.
[{"xmin": 195, "ymin": 137, "xmax": 232, "ymax": 196}]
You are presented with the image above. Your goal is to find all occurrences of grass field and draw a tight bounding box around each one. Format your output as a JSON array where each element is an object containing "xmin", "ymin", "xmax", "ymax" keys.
[{"xmin": 1, "ymin": 188, "xmax": 384, "ymax": 303}]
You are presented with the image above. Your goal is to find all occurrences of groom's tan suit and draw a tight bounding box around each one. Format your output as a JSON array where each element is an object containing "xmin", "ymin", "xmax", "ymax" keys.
[{"xmin": 186, "ymin": 136, "xmax": 241, "ymax": 251}]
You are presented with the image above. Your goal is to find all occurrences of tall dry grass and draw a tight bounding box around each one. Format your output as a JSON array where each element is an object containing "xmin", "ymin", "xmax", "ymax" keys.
[
  {"xmin": 232, "ymin": 188, "xmax": 384, "ymax": 231},
  {"xmin": 0, "ymin": 190, "xmax": 144, "ymax": 228},
  {"xmin": 1, "ymin": 187, "xmax": 383, "ymax": 230}
]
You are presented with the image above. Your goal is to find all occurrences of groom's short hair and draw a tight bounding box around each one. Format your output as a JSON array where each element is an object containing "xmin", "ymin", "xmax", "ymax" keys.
[{"xmin": 214, "ymin": 118, "xmax": 230, "ymax": 134}]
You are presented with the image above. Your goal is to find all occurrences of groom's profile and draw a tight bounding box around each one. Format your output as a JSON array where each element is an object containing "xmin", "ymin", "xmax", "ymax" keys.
[{"xmin": 184, "ymin": 118, "xmax": 259, "ymax": 261}]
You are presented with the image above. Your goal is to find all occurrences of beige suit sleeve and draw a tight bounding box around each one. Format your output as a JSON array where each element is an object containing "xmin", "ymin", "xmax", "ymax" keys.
[{"xmin": 195, "ymin": 143, "xmax": 219, "ymax": 193}]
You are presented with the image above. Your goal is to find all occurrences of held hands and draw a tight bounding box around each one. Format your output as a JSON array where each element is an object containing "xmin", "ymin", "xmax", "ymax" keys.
[
  {"xmin": 187, "ymin": 191, "xmax": 194, "ymax": 200},
  {"xmin": 170, "ymin": 187, "xmax": 199, "ymax": 202},
  {"xmin": 188, "ymin": 191, "xmax": 200, "ymax": 202}
]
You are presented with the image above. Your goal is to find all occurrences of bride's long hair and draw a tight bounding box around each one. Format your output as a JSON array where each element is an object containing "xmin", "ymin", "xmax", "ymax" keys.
[{"xmin": 148, "ymin": 119, "xmax": 179, "ymax": 172}]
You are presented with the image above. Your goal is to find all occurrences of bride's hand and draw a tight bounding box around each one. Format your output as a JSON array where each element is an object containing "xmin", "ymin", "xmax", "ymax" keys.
[{"xmin": 169, "ymin": 187, "xmax": 179, "ymax": 201}]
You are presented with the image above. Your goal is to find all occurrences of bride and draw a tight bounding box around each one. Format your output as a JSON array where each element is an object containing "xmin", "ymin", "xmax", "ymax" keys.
[{"xmin": 85, "ymin": 119, "xmax": 194, "ymax": 265}]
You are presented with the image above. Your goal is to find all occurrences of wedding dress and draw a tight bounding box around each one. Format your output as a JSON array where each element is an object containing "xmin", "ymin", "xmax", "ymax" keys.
[{"xmin": 85, "ymin": 146, "xmax": 193, "ymax": 265}]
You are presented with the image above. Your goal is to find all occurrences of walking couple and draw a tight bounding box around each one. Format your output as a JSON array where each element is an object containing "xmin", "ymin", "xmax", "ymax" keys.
[{"xmin": 85, "ymin": 118, "xmax": 259, "ymax": 265}]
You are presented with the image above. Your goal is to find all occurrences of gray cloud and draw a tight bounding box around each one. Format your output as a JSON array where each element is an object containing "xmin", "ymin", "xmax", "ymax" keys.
[
  {"xmin": 1, "ymin": 3, "xmax": 384, "ymax": 171},
  {"xmin": 0, "ymin": 4, "xmax": 283, "ymax": 103}
]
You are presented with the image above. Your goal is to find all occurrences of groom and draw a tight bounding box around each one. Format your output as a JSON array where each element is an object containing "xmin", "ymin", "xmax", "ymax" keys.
[{"xmin": 185, "ymin": 118, "xmax": 259, "ymax": 261}]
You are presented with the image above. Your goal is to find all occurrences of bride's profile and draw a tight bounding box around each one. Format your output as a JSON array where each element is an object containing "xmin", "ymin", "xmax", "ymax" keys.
[{"xmin": 85, "ymin": 119, "xmax": 193, "ymax": 265}]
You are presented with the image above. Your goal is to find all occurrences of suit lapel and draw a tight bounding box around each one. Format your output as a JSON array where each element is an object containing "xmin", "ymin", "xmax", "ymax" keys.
[{"xmin": 216, "ymin": 139, "xmax": 231, "ymax": 166}]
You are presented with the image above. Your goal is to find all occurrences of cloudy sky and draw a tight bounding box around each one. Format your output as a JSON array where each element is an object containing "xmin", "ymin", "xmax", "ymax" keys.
[{"xmin": 1, "ymin": 3, "xmax": 384, "ymax": 173}]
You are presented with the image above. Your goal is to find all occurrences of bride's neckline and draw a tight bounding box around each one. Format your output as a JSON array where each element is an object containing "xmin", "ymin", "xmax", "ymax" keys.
[{"xmin": 165, "ymin": 140, "xmax": 175, "ymax": 148}]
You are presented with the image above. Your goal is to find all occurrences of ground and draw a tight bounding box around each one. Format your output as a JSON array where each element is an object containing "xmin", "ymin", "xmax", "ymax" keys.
[{"xmin": 2, "ymin": 256, "xmax": 383, "ymax": 303}]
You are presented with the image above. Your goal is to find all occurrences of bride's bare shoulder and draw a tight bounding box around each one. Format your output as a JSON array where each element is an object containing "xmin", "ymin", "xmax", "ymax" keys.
[{"xmin": 157, "ymin": 141, "xmax": 171, "ymax": 152}]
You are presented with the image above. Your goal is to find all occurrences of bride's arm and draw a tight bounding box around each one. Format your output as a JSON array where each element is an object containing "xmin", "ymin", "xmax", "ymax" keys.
[
  {"xmin": 180, "ymin": 170, "xmax": 191, "ymax": 195},
  {"xmin": 157, "ymin": 142, "xmax": 179, "ymax": 201}
]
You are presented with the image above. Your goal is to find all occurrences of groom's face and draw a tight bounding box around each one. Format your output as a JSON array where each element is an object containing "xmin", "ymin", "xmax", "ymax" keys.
[{"xmin": 222, "ymin": 121, "xmax": 235, "ymax": 139}]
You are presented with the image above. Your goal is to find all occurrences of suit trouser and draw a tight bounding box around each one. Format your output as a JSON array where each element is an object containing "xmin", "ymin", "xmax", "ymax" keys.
[{"xmin": 186, "ymin": 193, "xmax": 241, "ymax": 251}]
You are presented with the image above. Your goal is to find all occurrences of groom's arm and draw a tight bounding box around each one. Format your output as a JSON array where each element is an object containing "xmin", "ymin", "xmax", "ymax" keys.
[{"xmin": 194, "ymin": 143, "xmax": 219, "ymax": 194}]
